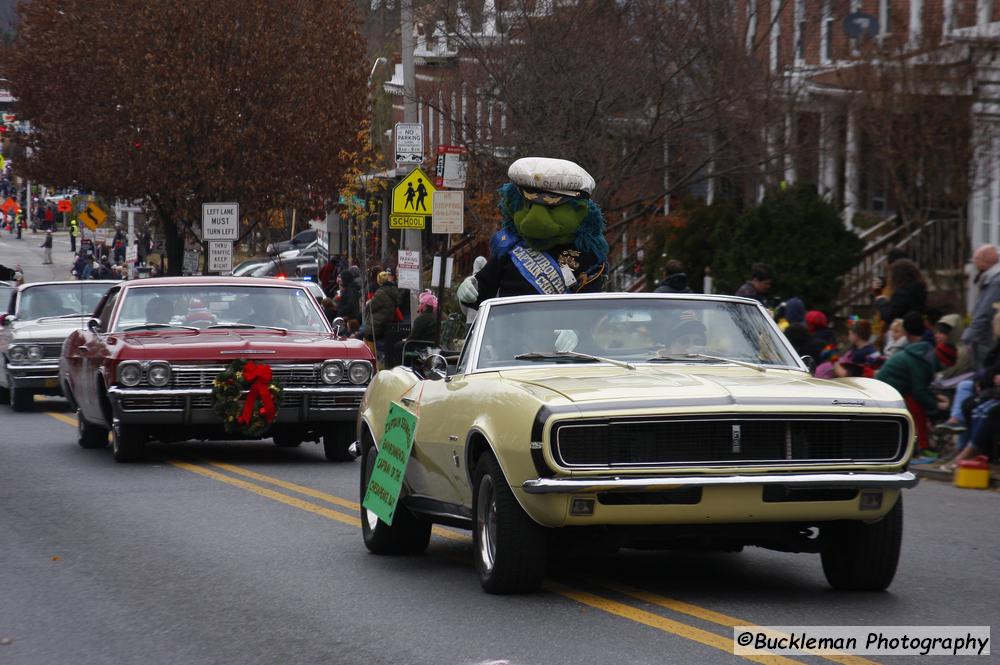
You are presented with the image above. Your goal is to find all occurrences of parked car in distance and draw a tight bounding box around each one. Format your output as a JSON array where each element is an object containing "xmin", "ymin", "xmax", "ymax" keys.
[
  {"xmin": 359, "ymin": 293, "xmax": 918, "ymax": 594},
  {"xmin": 62, "ymin": 277, "xmax": 376, "ymax": 463},
  {"xmin": 266, "ymin": 229, "xmax": 316, "ymax": 256},
  {"xmin": 246, "ymin": 256, "xmax": 317, "ymax": 279},
  {"xmin": 1, "ymin": 281, "xmax": 117, "ymax": 410},
  {"xmin": 231, "ymin": 258, "xmax": 270, "ymax": 277},
  {"xmin": 278, "ymin": 239, "xmax": 328, "ymax": 263}
]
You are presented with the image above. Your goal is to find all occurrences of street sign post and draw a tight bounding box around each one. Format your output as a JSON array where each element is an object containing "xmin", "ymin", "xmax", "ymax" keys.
[
  {"xmin": 434, "ymin": 145, "xmax": 468, "ymax": 189},
  {"xmin": 431, "ymin": 190, "xmax": 463, "ymax": 234},
  {"xmin": 394, "ymin": 122, "xmax": 423, "ymax": 165},
  {"xmin": 390, "ymin": 167, "xmax": 435, "ymax": 230},
  {"xmin": 207, "ymin": 241, "xmax": 233, "ymax": 274},
  {"xmin": 201, "ymin": 202, "xmax": 239, "ymax": 241},
  {"xmin": 79, "ymin": 202, "xmax": 107, "ymax": 231}
]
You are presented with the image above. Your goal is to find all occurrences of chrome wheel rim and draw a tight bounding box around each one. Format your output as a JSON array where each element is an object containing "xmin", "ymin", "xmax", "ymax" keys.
[{"xmin": 477, "ymin": 475, "xmax": 497, "ymax": 573}]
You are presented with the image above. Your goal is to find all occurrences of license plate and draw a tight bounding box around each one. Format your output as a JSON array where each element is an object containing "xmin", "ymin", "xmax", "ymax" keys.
[{"xmin": 44, "ymin": 378, "xmax": 59, "ymax": 388}]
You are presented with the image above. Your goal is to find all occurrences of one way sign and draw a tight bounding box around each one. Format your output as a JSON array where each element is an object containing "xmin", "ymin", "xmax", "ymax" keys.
[{"xmin": 395, "ymin": 122, "xmax": 423, "ymax": 165}]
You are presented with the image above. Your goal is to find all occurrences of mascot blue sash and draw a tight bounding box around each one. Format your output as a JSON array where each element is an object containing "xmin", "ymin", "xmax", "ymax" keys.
[{"xmin": 509, "ymin": 243, "xmax": 568, "ymax": 295}]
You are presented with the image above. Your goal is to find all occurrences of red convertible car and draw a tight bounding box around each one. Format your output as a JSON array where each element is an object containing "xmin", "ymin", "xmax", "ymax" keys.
[{"xmin": 61, "ymin": 277, "xmax": 375, "ymax": 462}]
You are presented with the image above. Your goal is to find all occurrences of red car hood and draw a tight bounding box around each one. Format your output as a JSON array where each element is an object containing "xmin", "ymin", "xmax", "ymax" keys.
[{"xmin": 113, "ymin": 330, "xmax": 373, "ymax": 362}]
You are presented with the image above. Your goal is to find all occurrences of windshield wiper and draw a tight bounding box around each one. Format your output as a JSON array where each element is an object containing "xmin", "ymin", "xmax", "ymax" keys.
[
  {"xmin": 648, "ymin": 352, "xmax": 766, "ymax": 373},
  {"xmin": 207, "ymin": 324, "xmax": 288, "ymax": 333},
  {"xmin": 514, "ymin": 351, "xmax": 635, "ymax": 370},
  {"xmin": 122, "ymin": 323, "xmax": 200, "ymax": 332}
]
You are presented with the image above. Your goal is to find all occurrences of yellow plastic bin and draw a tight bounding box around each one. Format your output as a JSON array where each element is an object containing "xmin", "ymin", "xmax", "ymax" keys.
[{"xmin": 954, "ymin": 455, "xmax": 992, "ymax": 490}]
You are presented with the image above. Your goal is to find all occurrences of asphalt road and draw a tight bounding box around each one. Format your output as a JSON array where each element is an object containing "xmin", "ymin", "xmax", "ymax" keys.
[
  {"xmin": 1, "ymin": 398, "xmax": 998, "ymax": 665},
  {"xmin": 0, "ymin": 227, "xmax": 76, "ymax": 283}
]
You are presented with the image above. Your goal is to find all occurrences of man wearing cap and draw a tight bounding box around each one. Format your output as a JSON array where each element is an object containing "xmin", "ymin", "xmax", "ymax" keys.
[{"xmin": 457, "ymin": 157, "xmax": 609, "ymax": 309}]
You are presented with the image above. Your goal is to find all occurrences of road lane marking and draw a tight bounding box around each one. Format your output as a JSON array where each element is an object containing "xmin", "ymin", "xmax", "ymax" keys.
[
  {"xmin": 46, "ymin": 411, "xmax": 78, "ymax": 428},
  {"xmin": 205, "ymin": 460, "xmax": 468, "ymax": 543},
  {"xmin": 168, "ymin": 460, "xmax": 359, "ymax": 527},
  {"xmin": 594, "ymin": 580, "xmax": 880, "ymax": 665},
  {"xmin": 544, "ymin": 582, "xmax": 802, "ymax": 665}
]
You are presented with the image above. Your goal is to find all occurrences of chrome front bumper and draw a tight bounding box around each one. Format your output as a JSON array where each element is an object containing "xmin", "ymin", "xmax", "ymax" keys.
[
  {"xmin": 520, "ymin": 471, "xmax": 919, "ymax": 495},
  {"xmin": 6, "ymin": 363, "xmax": 62, "ymax": 391},
  {"xmin": 107, "ymin": 385, "xmax": 366, "ymax": 425}
]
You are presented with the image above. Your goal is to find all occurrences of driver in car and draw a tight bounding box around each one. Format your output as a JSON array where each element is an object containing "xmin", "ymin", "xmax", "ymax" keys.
[
  {"xmin": 664, "ymin": 318, "xmax": 708, "ymax": 355},
  {"xmin": 144, "ymin": 296, "xmax": 174, "ymax": 325}
]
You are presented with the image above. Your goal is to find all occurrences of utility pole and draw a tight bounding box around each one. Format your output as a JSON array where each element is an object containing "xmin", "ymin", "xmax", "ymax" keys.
[{"xmin": 400, "ymin": 0, "xmax": 421, "ymax": 319}]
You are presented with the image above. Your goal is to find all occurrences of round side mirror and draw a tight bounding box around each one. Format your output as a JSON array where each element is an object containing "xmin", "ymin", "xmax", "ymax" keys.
[
  {"xmin": 87, "ymin": 317, "xmax": 103, "ymax": 334},
  {"xmin": 331, "ymin": 316, "xmax": 345, "ymax": 337},
  {"xmin": 422, "ymin": 353, "xmax": 448, "ymax": 381},
  {"xmin": 1, "ymin": 314, "xmax": 16, "ymax": 327},
  {"xmin": 800, "ymin": 355, "xmax": 816, "ymax": 373}
]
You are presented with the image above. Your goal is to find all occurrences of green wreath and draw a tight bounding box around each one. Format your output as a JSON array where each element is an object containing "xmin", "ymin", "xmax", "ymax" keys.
[{"xmin": 212, "ymin": 358, "xmax": 284, "ymax": 438}]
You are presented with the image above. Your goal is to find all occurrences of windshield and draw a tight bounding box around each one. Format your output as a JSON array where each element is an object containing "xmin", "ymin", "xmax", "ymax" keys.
[
  {"xmin": 476, "ymin": 298, "xmax": 798, "ymax": 369},
  {"xmin": 18, "ymin": 284, "xmax": 111, "ymax": 319},
  {"xmin": 113, "ymin": 285, "xmax": 330, "ymax": 333}
]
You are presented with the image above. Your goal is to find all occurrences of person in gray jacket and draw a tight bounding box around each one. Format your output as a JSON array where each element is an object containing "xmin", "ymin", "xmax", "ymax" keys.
[{"xmin": 961, "ymin": 244, "xmax": 1000, "ymax": 367}]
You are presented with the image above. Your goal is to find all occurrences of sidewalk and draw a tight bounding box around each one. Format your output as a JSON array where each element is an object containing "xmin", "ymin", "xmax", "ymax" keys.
[{"xmin": 911, "ymin": 460, "xmax": 1000, "ymax": 488}]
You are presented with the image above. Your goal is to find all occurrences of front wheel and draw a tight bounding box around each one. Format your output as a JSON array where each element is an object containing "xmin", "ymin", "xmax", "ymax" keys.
[
  {"xmin": 9, "ymin": 381, "xmax": 34, "ymax": 411},
  {"xmin": 821, "ymin": 497, "xmax": 903, "ymax": 591},
  {"xmin": 322, "ymin": 422, "xmax": 356, "ymax": 462},
  {"xmin": 77, "ymin": 412, "xmax": 109, "ymax": 449},
  {"xmin": 111, "ymin": 422, "xmax": 146, "ymax": 463},
  {"xmin": 472, "ymin": 453, "xmax": 548, "ymax": 594},
  {"xmin": 360, "ymin": 436, "xmax": 430, "ymax": 555}
]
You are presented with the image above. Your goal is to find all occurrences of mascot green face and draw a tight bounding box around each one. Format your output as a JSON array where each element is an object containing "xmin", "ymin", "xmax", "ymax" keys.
[{"xmin": 513, "ymin": 200, "xmax": 589, "ymax": 250}]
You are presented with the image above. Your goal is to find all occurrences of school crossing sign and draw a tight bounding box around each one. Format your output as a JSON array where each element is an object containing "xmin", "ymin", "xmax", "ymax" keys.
[{"xmin": 390, "ymin": 167, "xmax": 435, "ymax": 230}]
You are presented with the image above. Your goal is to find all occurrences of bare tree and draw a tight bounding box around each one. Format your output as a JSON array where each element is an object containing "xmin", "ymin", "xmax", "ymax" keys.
[{"xmin": 3, "ymin": 0, "xmax": 368, "ymax": 274}]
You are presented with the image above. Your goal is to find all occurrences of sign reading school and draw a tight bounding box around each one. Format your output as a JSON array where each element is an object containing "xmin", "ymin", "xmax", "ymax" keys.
[
  {"xmin": 362, "ymin": 402, "xmax": 418, "ymax": 525},
  {"xmin": 201, "ymin": 202, "xmax": 239, "ymax": 241},
  {"xmin": 390, "ymin": 167, "xmax": 435, "ymax": 230}
]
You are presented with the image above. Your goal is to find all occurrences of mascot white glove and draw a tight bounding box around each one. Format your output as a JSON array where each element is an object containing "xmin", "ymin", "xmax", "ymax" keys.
[
  {"xmin": 554, "ymin": 329, "xmax": 579, "ymax": 353},
  {"xmin": 457, "ymin": 275, "xmax": 479, "ymax": 304}
]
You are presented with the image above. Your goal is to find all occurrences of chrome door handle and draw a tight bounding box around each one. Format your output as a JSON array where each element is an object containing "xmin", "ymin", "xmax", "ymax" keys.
[{"xmin": 77, "ymin": 346, "xmax": 88, "ymax": 352}]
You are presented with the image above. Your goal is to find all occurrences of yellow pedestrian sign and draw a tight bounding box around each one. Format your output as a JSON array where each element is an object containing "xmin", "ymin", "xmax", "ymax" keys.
[
  {"xmin": 390, "ymin": 167, "xmax": 435, "ymax": 229},
  {"xmin": 79, "ymin": 202, "xmax": 107, "ymax": 231}
]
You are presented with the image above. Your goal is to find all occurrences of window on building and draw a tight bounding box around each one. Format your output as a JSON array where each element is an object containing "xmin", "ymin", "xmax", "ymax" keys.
[
  {"xmin": 746, "ymin": 0, "xmax": 758, "ymax": 53},
  {"xmin": 823, "ymin": 15, "xmax": 834, "ymax": 62}
]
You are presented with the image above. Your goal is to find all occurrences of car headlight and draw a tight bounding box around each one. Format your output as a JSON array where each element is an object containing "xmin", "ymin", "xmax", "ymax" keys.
[
  {"xmin": 321, "ymin": 360, "xmax": 344, "ymax": 384},
  {"xmin": 27, "ymin": 345, "xmax": 43, "ymax": 362},
  {"xmin": 147, "ymin": 362, "xmax": 171, "ymax": 387},
  {"xmin": 117, "ymin": 362, "xmax": 141, "ymax": 387},
  {"xmin": 9, "ymin": 345, "xmax": 27, "ymax": 362},
  {"xmin": 348, "ymin": 360, "xmax": 373, "ymax": 385}
]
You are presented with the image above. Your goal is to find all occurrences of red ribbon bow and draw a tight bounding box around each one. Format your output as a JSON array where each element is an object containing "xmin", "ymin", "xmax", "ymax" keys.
[{"xmin": 238, "ymin": 361, "xmax": 277, "ymax": 425}]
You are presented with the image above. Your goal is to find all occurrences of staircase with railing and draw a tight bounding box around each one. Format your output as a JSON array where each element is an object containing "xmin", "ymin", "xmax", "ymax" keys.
[{"xmin": 834, "ymin": 215, "xmax": 968, "ymax": 319}]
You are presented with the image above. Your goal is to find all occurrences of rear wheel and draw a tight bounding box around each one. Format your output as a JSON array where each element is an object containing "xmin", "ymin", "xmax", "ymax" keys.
[
  {"xmin": 360, "ymin": 435, "xmax": 430, "ymax": 554},
  {"xmin": 473, "ymin": 453, "xmax": 548, "ymax": 594},
  {"xmin": 111, "ymin": 422, "xmax": 146, "ymax": 463},
  {"xmin": 322, "ymin": 422, "xmax": 356, "ymax": 462},
  {"xmin": 821, "ymin": 497, "xmax": 903, "ymax": 591},
  {"xmin": 9, "ymin": 381, "xmax": 33, "ymax": 412},
  {"xmin": 77, "ymin": 411, "xmax": 109, "ymax": 449}
]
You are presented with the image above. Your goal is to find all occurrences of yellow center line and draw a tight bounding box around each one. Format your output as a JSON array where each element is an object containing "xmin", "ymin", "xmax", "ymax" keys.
[
  {"xmin": 594, "ymin": 580, "xmax": 880, "ymax": 665},
  {"xmin": 42, "ymin": 411, "xmax": 809, "ymax": 663},
  {"xmin": 205, "ymin": 460, "xmax": 468, "ymax": 542},
  {"xmin": 167, "ymin": 460, "xmax": 359, "ymax": 527},
  {"xmin": 545, "ymin": 582, "xmax": 802, "ymax": 665}
]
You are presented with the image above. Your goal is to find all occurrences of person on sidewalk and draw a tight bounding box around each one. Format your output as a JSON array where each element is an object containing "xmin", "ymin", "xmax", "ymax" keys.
[
  {"xmin": 876, "ymin": 311, "xmax": 950, "ymax": 452},
  {"xmin": 40, "ymin": 230, "xmax": 53, "ymax": 264},
  {"xmin": 961, "ymin": 244, "xmax": 1000, "ymax": 368},
  {"xmin": 734, "ymin": 263, "xmax": 774, "ymax": 306}
]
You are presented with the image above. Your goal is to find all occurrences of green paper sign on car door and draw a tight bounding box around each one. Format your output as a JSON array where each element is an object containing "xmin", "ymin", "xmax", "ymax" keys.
[{"xmin": 362, "ymin": 402, "xmax": 418, "ymax": 525}]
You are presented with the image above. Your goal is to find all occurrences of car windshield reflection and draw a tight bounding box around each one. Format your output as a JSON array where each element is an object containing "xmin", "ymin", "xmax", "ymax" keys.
[
  {"xmin": 19, "ymin": 284, "xmax": 111, "ymax": 320},
  {"xmin": 476, "ymin": 297, "xmax": 796, "ymax": 370},
  {"xmin": 113, "ymin": 285, "xmax": 329, "ymax": 333}
]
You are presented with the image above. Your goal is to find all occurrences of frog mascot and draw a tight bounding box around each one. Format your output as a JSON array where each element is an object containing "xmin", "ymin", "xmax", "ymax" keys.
[{"xmin": 457, "ymin": 157, "xmax": 609, "ymax": 309}]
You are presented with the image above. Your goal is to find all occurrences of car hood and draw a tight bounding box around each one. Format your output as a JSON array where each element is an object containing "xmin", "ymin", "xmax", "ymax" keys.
[
  {"xmin": 497, "ymin": 365, "xmax": 905, "ymax": 409},
  {"xmin": 10, "ymin": 316, "xmax": 90, "ymax": 342},
  {"xmin": 115, "ymin": 330, "xmax": 372, "ymax": 362}
]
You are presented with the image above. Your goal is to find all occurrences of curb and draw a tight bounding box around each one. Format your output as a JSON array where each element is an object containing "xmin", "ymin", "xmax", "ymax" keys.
[{"xmin": 911, "ymin": 464, "xmax": 999, "ymax": 489}]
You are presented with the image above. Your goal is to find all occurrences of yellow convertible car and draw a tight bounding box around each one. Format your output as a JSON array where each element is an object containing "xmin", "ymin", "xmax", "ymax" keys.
[{"xmin": 358, "ymin": 293, "xmax": 916, "ymax": 594}]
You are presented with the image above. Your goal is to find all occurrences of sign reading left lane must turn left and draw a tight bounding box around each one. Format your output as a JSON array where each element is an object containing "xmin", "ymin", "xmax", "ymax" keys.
[{"xmin": 202, "ymin": 202, "xmax": 239, "ymax": 241}]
